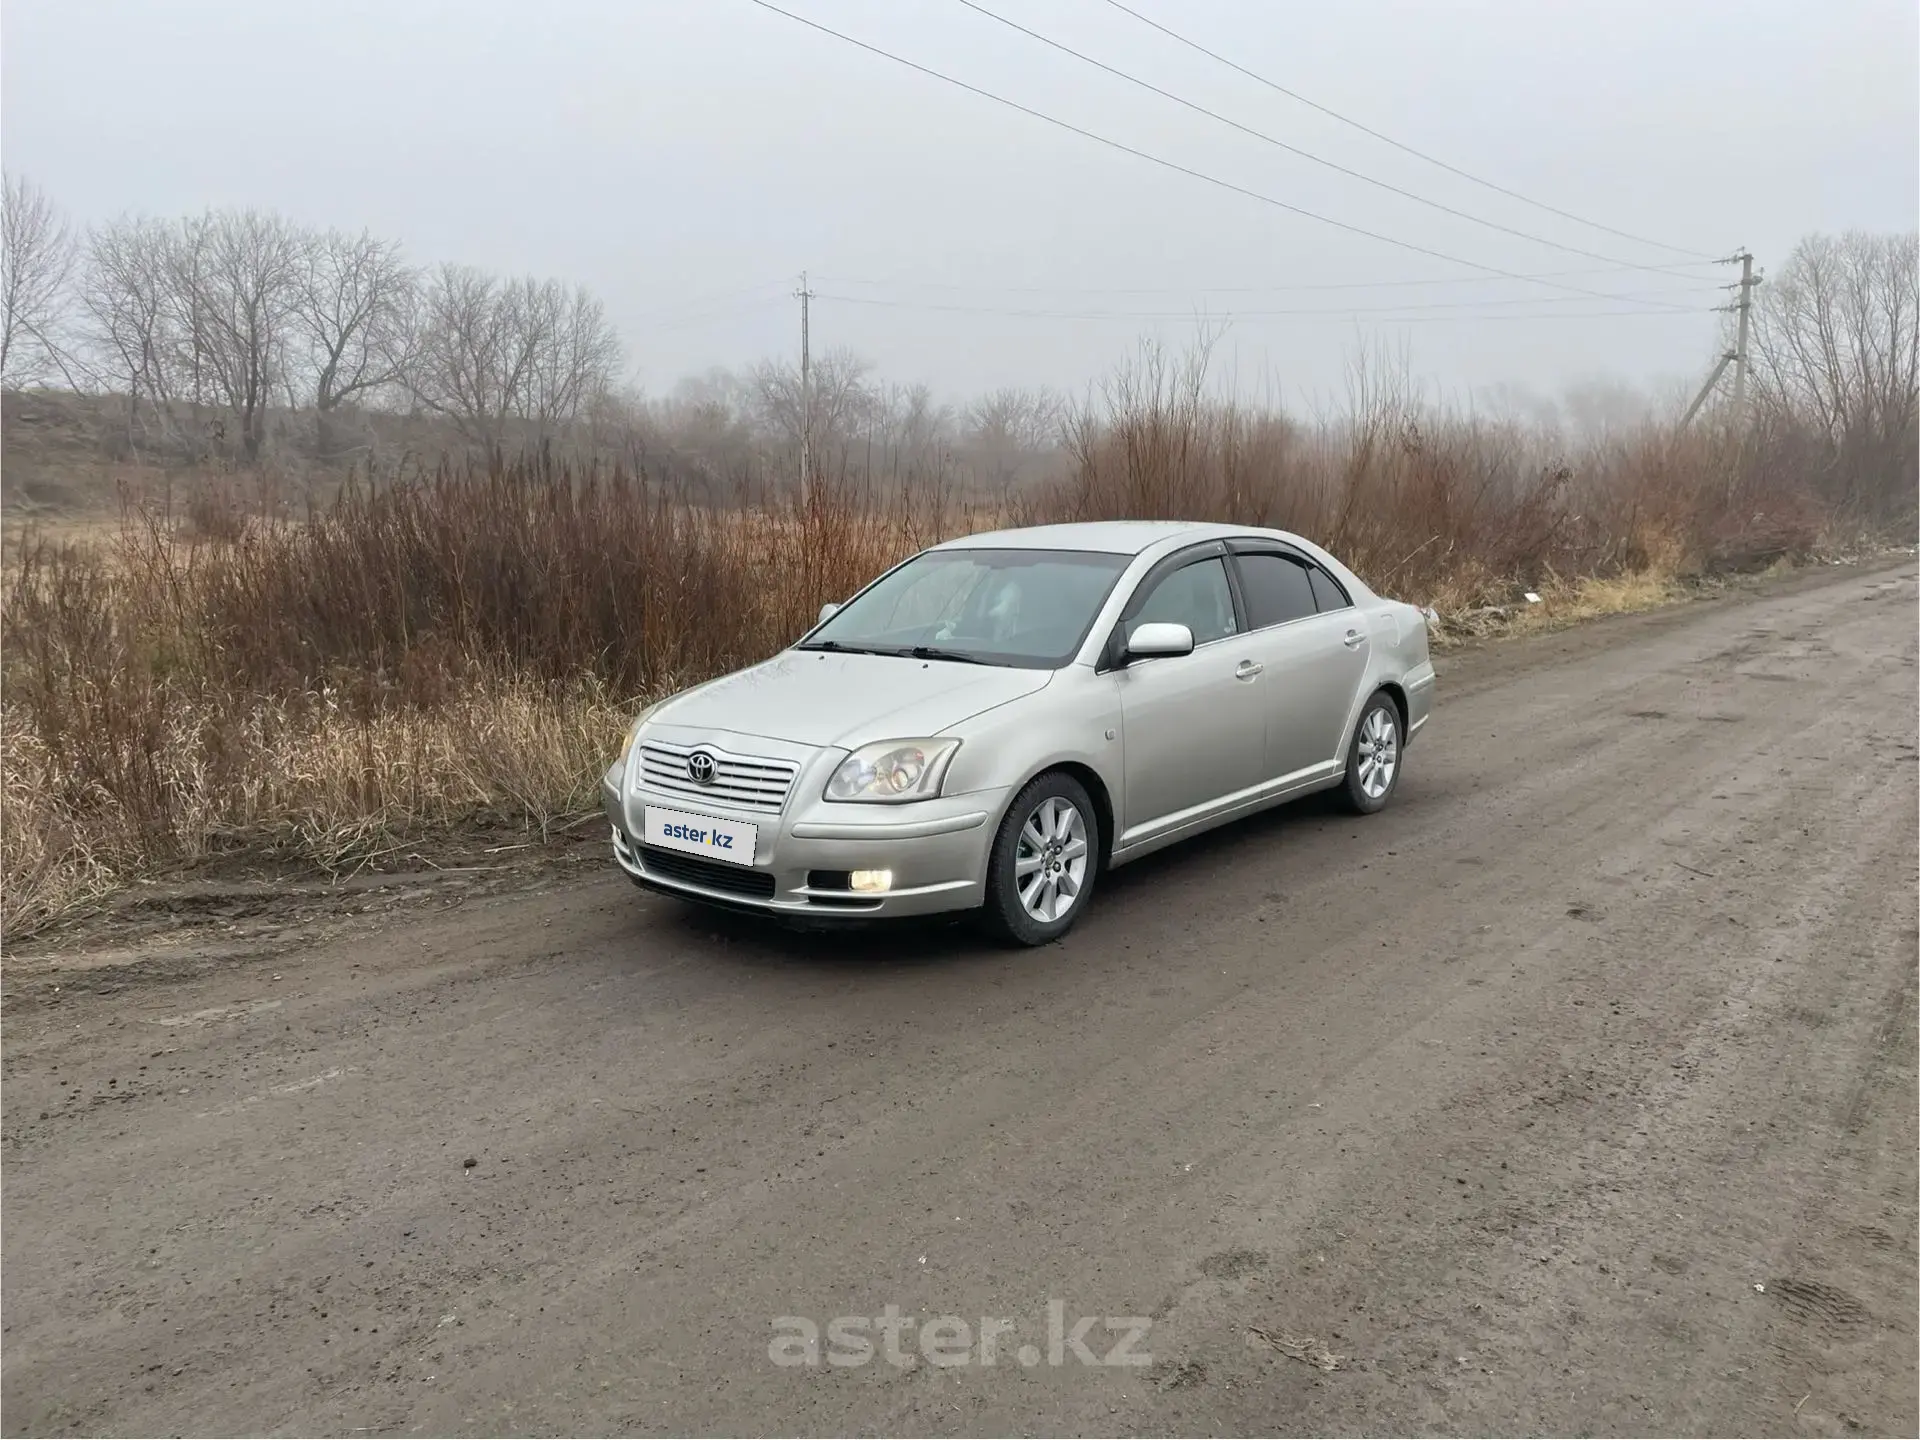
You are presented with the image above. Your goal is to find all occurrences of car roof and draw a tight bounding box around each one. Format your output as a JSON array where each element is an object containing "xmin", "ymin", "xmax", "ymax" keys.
[{"xmin": 931, "ymin": 520, "xmax": 1266, "ymax": 556}]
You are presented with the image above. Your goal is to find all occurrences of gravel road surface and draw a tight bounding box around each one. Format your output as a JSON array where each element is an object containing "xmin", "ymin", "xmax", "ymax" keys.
[{"xmin": 4, "ymin": 560, "xmax": 1915, "ymax": 1437}]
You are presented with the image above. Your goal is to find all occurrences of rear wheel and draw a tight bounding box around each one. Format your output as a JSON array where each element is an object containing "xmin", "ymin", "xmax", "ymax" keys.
[
  {"xmin": 1338, "ymin": 692, "xmax": 1403, "ymax": 815},
  {"xmin": 978, "ymin": 772, "xmax": 1099, "ymax": 946}
]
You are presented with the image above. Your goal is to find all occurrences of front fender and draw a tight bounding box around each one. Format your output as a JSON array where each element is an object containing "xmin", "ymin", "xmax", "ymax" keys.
[{"xmin": 942, "ymin": 665, "xmax": 1126, "ymax": 845}]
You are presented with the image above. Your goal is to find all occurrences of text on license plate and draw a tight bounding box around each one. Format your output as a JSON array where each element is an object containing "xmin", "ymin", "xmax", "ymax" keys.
[{"xmin": 643, "ymin": 805, "xmax": 758, "ymax": 866}]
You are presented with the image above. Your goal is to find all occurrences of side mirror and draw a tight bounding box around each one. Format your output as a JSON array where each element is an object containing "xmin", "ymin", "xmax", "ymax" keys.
[
  {"xmin": 1124, "ymin": 621, "xmax": 1195, "ymax": 662},
  {"xmin": 817, "ymin": 601, "xmax": 841, "ymax": 625}
]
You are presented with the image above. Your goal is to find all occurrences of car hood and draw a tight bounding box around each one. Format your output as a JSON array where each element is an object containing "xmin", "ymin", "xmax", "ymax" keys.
[{"xmin": 653, "ymin": 650, "xmax": 1053, "ymax": 749}]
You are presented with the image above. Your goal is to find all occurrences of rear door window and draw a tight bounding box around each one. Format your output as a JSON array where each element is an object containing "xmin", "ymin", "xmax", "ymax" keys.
[
  {"xmin": 1235, "ymin": 551, "xmax": 1318, "ymax": 630},
  {"xmin": 1308, "ymin": 565, "xmax": 1351, "ymax": 612}
]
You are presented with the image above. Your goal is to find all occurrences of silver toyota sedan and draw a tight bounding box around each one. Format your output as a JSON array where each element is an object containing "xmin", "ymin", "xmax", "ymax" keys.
[{"xmin": 601, "ymin": 520, "xmax": 1435, "ymax": 945}]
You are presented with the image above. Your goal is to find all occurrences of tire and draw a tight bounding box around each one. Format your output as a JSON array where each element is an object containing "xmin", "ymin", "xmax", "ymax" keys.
[
  {"xmin": 977, "ymin": 771, "xmax": 1100, "ymax": 947},
  {"xmin": 1338, "ymin": 691, "xmax": 1404, "ymax": 815}
]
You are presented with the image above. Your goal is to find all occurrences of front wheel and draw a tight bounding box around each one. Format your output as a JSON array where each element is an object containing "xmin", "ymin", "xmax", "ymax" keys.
[
  {"xmin": 1338, "ymin": 693, "xmax": 1403, "ymax": 815},
  {"xmin": 978, "ymin": 772, "xmax": 1099, "ymax": 946}
]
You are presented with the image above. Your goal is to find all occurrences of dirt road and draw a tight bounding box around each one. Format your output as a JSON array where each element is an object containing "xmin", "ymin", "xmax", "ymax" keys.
[{"xmin": 5, "ymin": 561, "xmax": 1916, "ymax": 1438}]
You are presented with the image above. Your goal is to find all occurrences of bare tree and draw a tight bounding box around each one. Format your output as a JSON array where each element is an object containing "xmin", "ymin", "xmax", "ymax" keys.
[
  {"xmin": 291, "ymin": 228, "xmax": 415, "ymax": 451},
  {"xmin": 750, "ymin": 348, "xmax": 873, "ymax": 449},
  {"xmin": 963, "ymin": 385, "xmax": 1063, "ymax": 487},
  {"xmin": 1750, "ymin": 230, "xmax": 1919, "ymax": 515},
  {"xmin": 492, "ymin": 275, "xmax": 552, "ymax": 436},
  {"xmin": 644, "ymin": 367, "xmax": 758, "ymax": 478},
  {"xmin": 966, "ymin": 385, "xmax": 1061, "ymax": 450},
  {"xmin": 75, "ymin": 216, "xmax": 178, "ymax": 443},
  {"xmin": 406, "ymin": 266, "xmax": 620, "ymax": 445},
  {"xmin": 521, "ymin": 282, "xmax": 621, "ymax": 433},
  {"xmin": 407, "ymin": 264, "xmax": 507, "ymax": 442},
  {"xmin": 1, "ymin": 174, "xmax": 79, "ymax": 388},
  {"xmin": 863, "ymin": 381, "xmax": 952, "ymax": 481},
  {"xmin": 661, "ymin": 366, "xmax": 754, "ymax": 435},
  {"xmin": 169, "ymin": 211, "xmax": 304, "ymax": 460}
]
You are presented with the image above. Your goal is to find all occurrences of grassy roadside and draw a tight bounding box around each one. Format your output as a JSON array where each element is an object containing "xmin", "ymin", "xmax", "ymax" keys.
[
  {"xmin": 2, "ymin": 388, "xmax": 1906, "ymax": 942},
  {"xmin": 6, "ymin": 538, "xmax": 1892, "ymax": 947},
  {"xmin": 1425, "ymin": 563, "xmax": 1704, "ymax": 647}
]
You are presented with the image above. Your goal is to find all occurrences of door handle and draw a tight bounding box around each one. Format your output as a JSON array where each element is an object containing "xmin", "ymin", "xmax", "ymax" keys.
[
  {"xmin": 1235, "ymin": 660, "xmax": 1264, "ymax": 680},
  {"xmin": 1342, "ymin": 629, "xmax": 1366, "ymax": 649}
]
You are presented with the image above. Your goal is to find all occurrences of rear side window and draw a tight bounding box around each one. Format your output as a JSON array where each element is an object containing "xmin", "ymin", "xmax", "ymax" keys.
[
  {"xmin": 1308, "ymin": 566, "xmax": 1351, "ymax": 612},
  {"xmin": 1236, "ymin": 552, "xmax": 1317, "ymax": 629}
]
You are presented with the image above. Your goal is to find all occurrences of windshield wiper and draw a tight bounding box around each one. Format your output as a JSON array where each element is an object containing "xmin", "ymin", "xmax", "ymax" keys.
[
  {"xmin": 799, "ymin": 639, "xmax": 992, "ymax": 665},
  {"xmin": 904, "ymin": 645, "xmax": 991, "ymax": 666},
  {"xmin": 797, "ymin": 639, "xmax": 892, "ymax": 656}
]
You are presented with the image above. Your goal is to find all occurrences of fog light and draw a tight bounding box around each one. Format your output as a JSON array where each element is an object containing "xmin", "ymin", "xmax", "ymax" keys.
[{"xmin": 849, "ymin": 869, "xmax": 894, "ymax": 893}]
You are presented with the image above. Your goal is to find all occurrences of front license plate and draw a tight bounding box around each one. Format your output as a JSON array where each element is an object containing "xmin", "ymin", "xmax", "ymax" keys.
[{"xmin": 643, "ymin": 805, "xmax": 758, "ymax": 866}]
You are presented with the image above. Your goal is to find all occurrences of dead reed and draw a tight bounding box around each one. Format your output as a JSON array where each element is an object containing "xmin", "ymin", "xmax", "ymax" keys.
[{"xmin": 0, "ymin": 375, "xmax": 1878, "ymax": 937}]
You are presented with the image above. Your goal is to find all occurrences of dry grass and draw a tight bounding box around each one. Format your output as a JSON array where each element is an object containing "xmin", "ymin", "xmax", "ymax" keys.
[
  {"xmin": 0, "ymin": 465, "xmax": 960, "ymax": 936},
  {"xmin": 1532, "ymin": 568, "xmax": 1689, "ymax": 623},
  {"xmin": 1422, "ymin": 568, "xmax": 1689, "ymax": 648},
  {"xmin": 3, "ymin": 354, "xmax": 1905, "ymax": 940},
  {"xmin": 1, "ymin": 669, "xmax": 626, "ymax": 933}
]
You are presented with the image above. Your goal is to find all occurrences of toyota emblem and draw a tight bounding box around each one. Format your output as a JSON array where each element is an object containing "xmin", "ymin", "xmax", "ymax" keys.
[{"xmin": 686, "ymin": 750, "xmax": 718, "ymax": 784}]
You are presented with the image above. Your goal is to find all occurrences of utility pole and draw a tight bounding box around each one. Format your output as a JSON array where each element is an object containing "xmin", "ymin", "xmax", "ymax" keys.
[
  {"xmin": 1679, "ymin": 352, "xmax": 1734, "ymax": 431},
  {"xmin": 794, "ymin": 271, "xmax": 814, "ymax": 501},
  {"xmin": 1678, "ymin": 249, "xmax": 1762, "ymax": 432},
  {"xmin": 1730, "ymin": 248, "xmax": 1757, "ymax": 420}
]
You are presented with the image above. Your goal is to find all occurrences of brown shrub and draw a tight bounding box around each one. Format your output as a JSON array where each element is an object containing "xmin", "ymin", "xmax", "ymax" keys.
[{"xmin": 2, "ymin": 363, "xmax": 1904, "ymax": 936}]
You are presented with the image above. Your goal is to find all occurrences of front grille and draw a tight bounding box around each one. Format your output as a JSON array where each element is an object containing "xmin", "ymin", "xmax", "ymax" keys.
[
  {"xmin": 636, "ymin": 740, "xmax": 797, "ymax": 815},
  {"xmin": 638, "ymin": 845, "xmax": 778, "ymax": 899}
]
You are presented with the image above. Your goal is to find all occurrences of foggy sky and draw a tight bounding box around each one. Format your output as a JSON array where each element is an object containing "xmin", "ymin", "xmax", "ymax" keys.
[{"xmin": 4, "ymin": 0, "xmax": 1916, "ymax": 410}]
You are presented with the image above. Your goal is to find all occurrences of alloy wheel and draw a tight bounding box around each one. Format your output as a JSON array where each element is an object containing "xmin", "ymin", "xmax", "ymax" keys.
[
  {"xmin": 1357, "ymin": 706, "xmax": 1399, "ymax": 800},
  {"xmin": 1014, "ymin": 796, "xmax": 1089, "ymax": 923}
]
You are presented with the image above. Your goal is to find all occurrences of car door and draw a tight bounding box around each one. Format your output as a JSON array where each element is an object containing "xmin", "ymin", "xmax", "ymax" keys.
[
  {"xmin": 1228, "ymin": 545, "xmax": 1372, "ymax": 787},
  {"xmin": 1111, "ymin": 551, "xmax": 1266, "ymax": 841}
]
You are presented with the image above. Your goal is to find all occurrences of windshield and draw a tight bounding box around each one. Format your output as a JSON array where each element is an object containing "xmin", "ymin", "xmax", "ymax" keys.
[{"xmin": 800, "ymin": 548, "xmax": 1131, "ymax": 669}]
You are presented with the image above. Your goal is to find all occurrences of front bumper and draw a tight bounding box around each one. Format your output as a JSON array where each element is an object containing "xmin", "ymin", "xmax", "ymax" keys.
[{"xmin": 600, "ymin": 735, "xmax": 1007, "ymax": 919}]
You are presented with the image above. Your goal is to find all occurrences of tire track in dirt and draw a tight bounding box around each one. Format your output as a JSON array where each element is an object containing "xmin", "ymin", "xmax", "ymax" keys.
[{"xmin": 2, "ymin": 559, "xmax": 1914, "ymax": 1438}]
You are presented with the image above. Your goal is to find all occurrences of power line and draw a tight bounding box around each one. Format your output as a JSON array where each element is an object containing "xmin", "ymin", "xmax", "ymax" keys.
[
  {"xmin": 952, "ymin": 0, "xmax": 1704, "ymax": 280},
  {"xmin": 742, "ymin": 1, "xmax": 1696, "ymax": 313},
  {"xmin": 1098, "ymin": 0, "xmax": 1714, "ymax": 261},
  {"xmin": 820, "ymin": 286, "xmax": 1718, "ymax": 314},
  {"xmin": 813, "ymin": 291, "xmax": 1714, "ymax": 323},
  {"xmin": 810, "ymin": 263, "xmax": 1723, "ymax": 297}
]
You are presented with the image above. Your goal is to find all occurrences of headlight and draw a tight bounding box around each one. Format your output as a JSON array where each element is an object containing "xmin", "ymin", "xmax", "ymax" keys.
[{"xmin": 824, "ymin": 739, "xmax": 960, "ymax": 803}]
